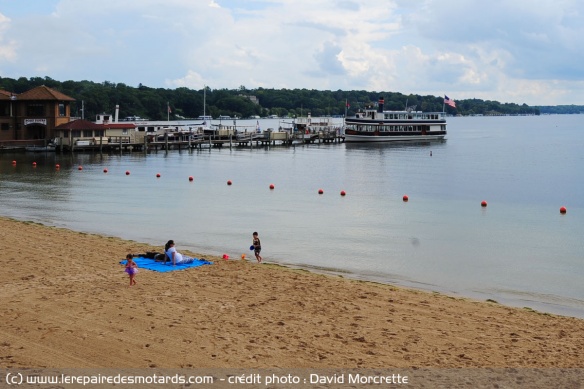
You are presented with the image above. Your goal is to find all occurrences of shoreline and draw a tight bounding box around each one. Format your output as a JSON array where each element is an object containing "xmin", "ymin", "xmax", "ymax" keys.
[{"xmin": 1, "ymin": 216, "xmax": 583, "ymax": 368}]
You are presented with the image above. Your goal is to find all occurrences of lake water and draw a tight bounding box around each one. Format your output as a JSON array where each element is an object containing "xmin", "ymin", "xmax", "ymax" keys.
[{"xmin": 1, "ymin": 116, "xmax": 583, "ymax": 318}]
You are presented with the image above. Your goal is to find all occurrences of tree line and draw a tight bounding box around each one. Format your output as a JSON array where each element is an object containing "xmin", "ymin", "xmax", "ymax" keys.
[{"xmin": 3, "ymin": 76, "xmax": 575, "ymax": 120}]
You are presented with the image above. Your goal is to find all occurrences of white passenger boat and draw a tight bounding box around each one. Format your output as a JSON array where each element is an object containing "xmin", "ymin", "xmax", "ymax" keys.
[{"xmin": 344, "ymin": 97, "xmax": 447, "ymax": 142}]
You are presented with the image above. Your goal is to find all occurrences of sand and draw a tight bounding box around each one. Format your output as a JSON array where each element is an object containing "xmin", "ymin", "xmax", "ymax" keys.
[{"xmin": 1, "ymin": 216, "xmax": 583, "ymax": 369}]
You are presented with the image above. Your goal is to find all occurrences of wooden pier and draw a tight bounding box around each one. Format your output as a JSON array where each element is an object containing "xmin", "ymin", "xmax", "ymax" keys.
[
  {"xmin": 17, "ymin": 128, "xmax": 344, "ymax": 154},
  {"xmin": 146, "ymin": 129, "xmax": 344, "ymax": 151}
]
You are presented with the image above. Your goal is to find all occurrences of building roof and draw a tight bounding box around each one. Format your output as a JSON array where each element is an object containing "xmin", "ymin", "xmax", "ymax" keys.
[
  {"xmin": 53, "ymin": 119, "xmax": 136, "ymax": 131},
  {"xmin": 0, "ymin": 89, "xmax": 15, "ymax": 100},
  {"xmin": 17, "ymin": 85, "xmax": 75, "ymax": 101},
  {"xmin": 54, "ymin": 119, "xmax": 104, "ymax": 130}
]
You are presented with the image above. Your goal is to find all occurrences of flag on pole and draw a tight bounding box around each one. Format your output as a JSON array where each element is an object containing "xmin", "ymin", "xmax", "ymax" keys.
[
  {"xmin": 167, "ymin": 103, "xmax": 172, "ymax": 113},
  {"xmin": 346, "ymin": 99, "xmax": 350, "ymax": 108},
  {"xmin": 444, "ymin": 95, "xmax": 456, "ymax": 108}
]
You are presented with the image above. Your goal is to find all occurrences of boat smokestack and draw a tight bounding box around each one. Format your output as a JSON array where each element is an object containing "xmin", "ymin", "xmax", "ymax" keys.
[
  {"xmin": 115, "ymin": 105, "xmax": 119, "ymax": 123},
  {"xmin": 378, "ymin": 97, "xmax": 384, "ymax": 113}
]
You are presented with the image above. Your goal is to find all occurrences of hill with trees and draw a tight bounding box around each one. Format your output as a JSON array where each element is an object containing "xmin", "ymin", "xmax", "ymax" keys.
[{"xmin": 0, "ymin": 76, "xmax": 552, "ymax": 120}]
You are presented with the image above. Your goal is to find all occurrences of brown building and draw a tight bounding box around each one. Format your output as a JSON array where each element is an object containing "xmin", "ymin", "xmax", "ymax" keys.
[{"xmin": 0, "ymin": 85, "xmax": 75, "ymax": 145}]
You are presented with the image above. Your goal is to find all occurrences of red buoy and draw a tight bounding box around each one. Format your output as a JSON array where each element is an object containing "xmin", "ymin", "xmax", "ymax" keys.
[
  {"xmin": 227, "ymin": 180, "xmax": 232, "ymax": 185},
  {"xmin": 189, "ymin": 176, "xmax": 194, "ymax": 181},
  {"xmin": 103, "ymin": 168, "xmax": 108, "ymax": 173},
  {"xmin": 403, "ymin": 195, "xmax": 409, "ymax": 202},
  {"xmin": 156, "ymin": 173, "xmax": 161, "ymax": 178},
  {"xmin": 11, "ymin": 160, "xmax": 16, "ymax": 165},
  {"xmin": 560, "ymin": 206, "xmax": 567, "ymax": 214},
  {"xmin": 340, "ymin": 190, "xmax": 346, "ymax": 196},
  {"xmin": 318, "ymin": 189, "xmax": 324, "ymax": 194},
  {"xmin": 78, "ymin": 166, "xmax": 83, "ymax": 171},
  {"xmin": 32, "ymin": 162, "xmax": 37, "ymax": 167},
  {"xmin": 55, "ymin": 164, "xmax": 60, "ymax": 169},
  {"xmin": 481, "ymin": 200, "xmax": 487, "ymax": 207},
  {"xmin": 269, "ymin": 184, "xmax": 275, "ymax": 190},
  {"xmin": 125, "ymin": 171, "xmax": 130, "ymax": 175}
]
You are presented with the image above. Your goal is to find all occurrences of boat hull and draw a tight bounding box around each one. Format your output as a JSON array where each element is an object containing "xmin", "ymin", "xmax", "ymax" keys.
[{"xmin": 344, "ymin": 132, "xmax": 446, "ymax": 142}]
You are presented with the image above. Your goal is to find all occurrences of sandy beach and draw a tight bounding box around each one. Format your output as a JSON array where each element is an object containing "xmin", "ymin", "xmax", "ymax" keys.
[{"xmin": 1, "ymin": 216, "xmax": 583, "ymax": 370}]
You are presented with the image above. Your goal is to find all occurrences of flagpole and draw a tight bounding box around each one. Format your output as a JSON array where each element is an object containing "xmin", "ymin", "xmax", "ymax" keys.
[{"xmin": 167, "ymin": 101, "xmax": 170, "ymax": 122}]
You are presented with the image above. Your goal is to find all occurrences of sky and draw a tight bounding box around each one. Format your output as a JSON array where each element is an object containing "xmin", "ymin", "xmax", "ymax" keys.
[{"xmin": 0, "ymin": 0, "xmax": 583, "ymax": 106}]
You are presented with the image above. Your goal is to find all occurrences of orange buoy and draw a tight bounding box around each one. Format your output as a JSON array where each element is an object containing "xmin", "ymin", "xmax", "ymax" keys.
[
  {"xmin": 269, "ymin": 184, "xmax": 275, "ymax": 190},
  {"xmin": 340, "ymin": 190, "xmax": 346, "ymax": 196},
  {"xmin": 103, "ymin": 168, "xmax": 108, "ymax": 173},
  {"xmin": 403, "ymin": 195, "xmax": 409, "ymax": 202},
  {"xmin": 560, "ymin": 206, "xmax": 567, "ymax": 214},
  {"xmin": 156, "ymin": 173, "xmax": 161, "ymax": 178},
  {"xmin": 318, "ymin": 189, "xmax": 324, "ymax": 194},
  {"xmin": 227, "ymin": 180, "xmax": 232, "ymax": 185},
  {"xmin": 125, "ymin": 171, "xmax": 130, "ymax": 175},
  {"xmin": 189, "ymin": 176, "xmax": 194, "ymax": 181},
  {"xmin": 481, "ymin": 200, "xmax": 487, "ymax": 207},
  {"xmin": 78, "ymin": 166, "xmax": 83, "ymax": 171}
]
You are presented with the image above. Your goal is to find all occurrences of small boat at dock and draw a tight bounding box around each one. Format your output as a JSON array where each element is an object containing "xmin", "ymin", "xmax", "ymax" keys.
[{"xmin": 25, "ymin": 144, "xmax": 57, "ymax": 152}]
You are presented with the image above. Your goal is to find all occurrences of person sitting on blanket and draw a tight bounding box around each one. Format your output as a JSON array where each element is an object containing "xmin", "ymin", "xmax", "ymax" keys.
[{"xmin": 164, "ymin": 240, "xmax": 196, "ymax": 266}]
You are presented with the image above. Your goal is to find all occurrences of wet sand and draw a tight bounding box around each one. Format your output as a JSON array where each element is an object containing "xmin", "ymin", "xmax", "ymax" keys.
[{"xmin": 1, "ymin": 216, "xmax": 583, "ymax": 368}]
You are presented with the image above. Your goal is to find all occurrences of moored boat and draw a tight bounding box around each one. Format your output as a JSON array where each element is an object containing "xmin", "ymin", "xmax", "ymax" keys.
[
  {"xmin": 25, "ymin": 144, "xmax": 56, "ymax": 152},
  {"xmin": 344, "ymin": 97, "xmax": 447, "ymax": 142}
]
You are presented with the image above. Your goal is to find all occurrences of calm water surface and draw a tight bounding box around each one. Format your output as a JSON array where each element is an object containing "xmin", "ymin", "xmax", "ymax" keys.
[{"xmin": 1, "ymin": 116, "xmax": 583, "ymax": 317}]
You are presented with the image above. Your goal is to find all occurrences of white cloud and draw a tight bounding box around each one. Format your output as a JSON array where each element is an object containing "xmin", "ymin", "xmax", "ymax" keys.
[
  {"xmin": 0, "ymin": 1, "xmax": 583, "ymax": 104},
  {"xmin": 0, "ymin": 13, "xmax": 17, "ymax": 61}
]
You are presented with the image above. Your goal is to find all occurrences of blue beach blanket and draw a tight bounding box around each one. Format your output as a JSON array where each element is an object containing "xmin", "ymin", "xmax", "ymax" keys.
[{"xmin": 120, "ymin": 256, "xmax": 212, "ymax": 272}]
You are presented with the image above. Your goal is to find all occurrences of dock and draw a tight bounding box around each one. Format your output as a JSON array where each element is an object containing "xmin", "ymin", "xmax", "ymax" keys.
[{"xmin": 146, "ymin": 129, "xmax": 344, "ymax": 151}]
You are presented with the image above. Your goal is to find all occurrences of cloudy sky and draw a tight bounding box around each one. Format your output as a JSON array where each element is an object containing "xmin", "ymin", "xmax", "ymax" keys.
[{"xmin": 0, "ymin": 0, "xmax": 583, "ymax": 105}]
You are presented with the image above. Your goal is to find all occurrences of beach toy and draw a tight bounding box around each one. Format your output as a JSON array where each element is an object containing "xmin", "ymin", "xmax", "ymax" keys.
[
  {"xmin": 560, "ymin": 206, "xmax": 567, "ymax": 214},
  {"xmin": 222, "ymin": 254, "xmax": 229, "ymax": 260},
  {"xmin": 250, "ymin": 245, "xmax": 255, "ymax": 251},
  {"xmin": 241, "ymin": 254, "xmax": 246, "ymax": 260}
]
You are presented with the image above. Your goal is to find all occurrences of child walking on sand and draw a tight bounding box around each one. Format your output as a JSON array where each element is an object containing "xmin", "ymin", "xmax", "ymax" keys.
[
  {"xmin": 252, "ymin": 231, "xmax": 262, "ymax": 263},
  {"xmin": 125, "ymin": 254, "xmax": 138, "ymax": 286}
]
